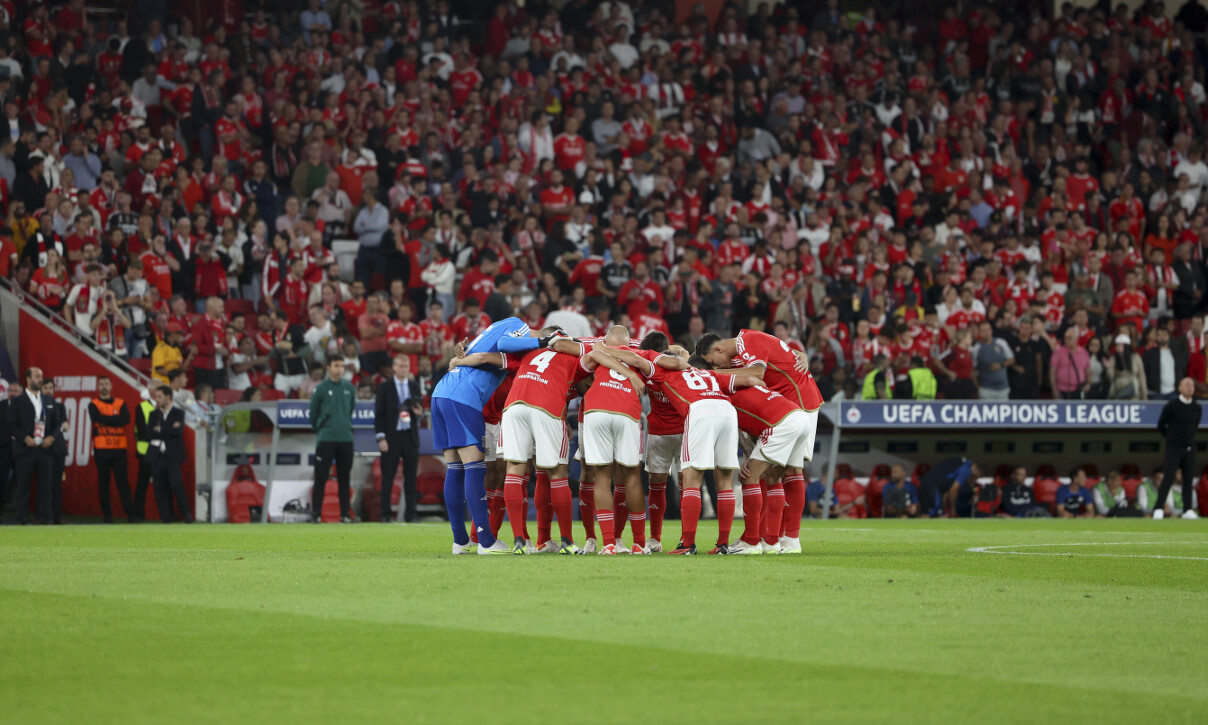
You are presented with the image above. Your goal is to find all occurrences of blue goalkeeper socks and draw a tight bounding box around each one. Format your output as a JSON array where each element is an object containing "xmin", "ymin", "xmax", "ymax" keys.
[
  {"xmin": 463, "ymin": 460, "xmax": 494, "ymax": 547},
  {"xmin": 443, "ymin": 462, "xmax": 468, "ymax": 545}
]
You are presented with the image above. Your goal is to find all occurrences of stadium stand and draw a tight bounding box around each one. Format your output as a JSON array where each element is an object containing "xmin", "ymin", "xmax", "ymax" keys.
[{"xmin": 3, "ymin": 0, "xmax": 1207, "ymax": 524}]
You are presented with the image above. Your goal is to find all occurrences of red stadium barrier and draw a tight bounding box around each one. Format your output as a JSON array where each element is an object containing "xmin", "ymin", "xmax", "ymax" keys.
[{"xmin": 18, "ymin": 308, "xmax": 196, "ymax": 520}]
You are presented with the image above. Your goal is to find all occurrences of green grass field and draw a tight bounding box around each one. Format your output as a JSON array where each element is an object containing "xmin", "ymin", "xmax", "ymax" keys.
[{"xmin": 1, "ymin": 519, "xmax": 1206, "ymax": 724}]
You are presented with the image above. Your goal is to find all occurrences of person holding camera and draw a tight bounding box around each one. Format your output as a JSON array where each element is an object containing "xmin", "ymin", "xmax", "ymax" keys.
[
  {"xmin": 89, "ymin": 286, "xmax": 133, "ymax": 358},
  {"xmin": 108, "ymin": 258, "xmax": 151, "ymax": 357},
  {"xmin": 374, "ymin": 354, "xmax": 424, "ymax": 522}
]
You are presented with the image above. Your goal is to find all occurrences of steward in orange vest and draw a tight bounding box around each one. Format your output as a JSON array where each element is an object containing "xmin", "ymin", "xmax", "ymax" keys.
[{"xmin": 88, "ymin": 376, "xmax": 136, "ymax": 523}]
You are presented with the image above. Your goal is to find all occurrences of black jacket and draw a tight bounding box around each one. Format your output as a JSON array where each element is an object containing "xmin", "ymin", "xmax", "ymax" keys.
[
  {"xmin": 1172, "ymin": 260, "xmax": 1206, "ymax": 319},
  {"xmin": 43, "ymin": 395, "xmax": 68, "ymax": 457},
  {"xmin": 374, "ymin": 377, "xmax": 422, "ymax": 444},
  {"xmin": 1157, "ymin": 397, "xmax": 1203, "ymax": 447},
  {"xmin": 1142, "ymin": 345, "xmax": 1188, "ymax": 396},
  {"xmin": 6, "ymin": 390, "xmax": 53, "ymax": 458},
  {"xmin": 146, "ymin": 405, "xmax": 187, "ymax": 465}
]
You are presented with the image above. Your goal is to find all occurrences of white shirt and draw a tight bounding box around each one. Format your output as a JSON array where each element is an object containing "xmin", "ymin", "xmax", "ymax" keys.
[
  {"xmin": 304, "ymin": 322, "xmax": 336, "ymax": 365},
  {"xmin": 228, "ymin": 353, "xmax": 251, "ymax": 391},
  {"xmin": 26, "ymin": 388, "xmax": 42, "ymax": 421},
  {"xmin": 1159, "ymin": 347, "xmax": 1176, "ymax": 394}
]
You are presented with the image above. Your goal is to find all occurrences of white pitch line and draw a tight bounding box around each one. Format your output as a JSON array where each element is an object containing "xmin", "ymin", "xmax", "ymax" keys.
[{"xmin": 967, "ymin": 542, "xmax": 1208, "ymax": 561}]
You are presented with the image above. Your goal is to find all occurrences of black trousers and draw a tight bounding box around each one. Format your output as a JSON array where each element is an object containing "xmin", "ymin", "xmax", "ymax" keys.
[
  {"xmin": 133, "ymin": 454, "xmax": 153, "ymax": 521},
  {"xmin": 12, "ymin": 451, "xmax": 54, "ymax": 524},
  {"xmin": 194, "ymin": 367, "xmax": 227, "ymax": 392},
  {"xmin": 95, "ymin": 454, "xmax": 135, "ymax": 522},
  {"xmin": 1157, "ymin": 442, "xmax": 1197, "ymax": 513},
  {"xmin": 314, "ymin": 441, "xmax": 353, "ymax": 519},
  {"xmin": 50, "ymin": 454, "xmax": 64, "ymax": 523},
  {"xmin": 0, "ymin": 450, "xmax": 12, "ymax": 514},
  {"xmin": 152, "ymin": 458, "xmax": 192, "ymax": 523},
  {"xmin": 380, "ymin": 431, "xmax": 419, "ymax": 521}
]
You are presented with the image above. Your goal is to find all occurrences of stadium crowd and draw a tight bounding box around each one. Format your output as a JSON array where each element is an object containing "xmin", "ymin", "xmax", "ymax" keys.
[{"xmin": 2, "ymin": 0, "xmax": 1208, "ymax": 407}]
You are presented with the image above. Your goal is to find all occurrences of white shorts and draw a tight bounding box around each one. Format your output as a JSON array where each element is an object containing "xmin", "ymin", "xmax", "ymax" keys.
[
  {"xmin": 752, "ymin": 409, "xmax": 811, "ymax": 468},
  {"xmin": 483, "ymin": 422, "xmax": 500, "ymax": 462},
  {"xmin": 645, "ymin": 433, "xmax": 682, "ymax": 475},
  {"xmin": 681, "ymin": 399, "xmax": 739, "ymax": 471},
  {"xmin": 581, "ymin": 412, "xmax": 642, "ymax": 467},
  {"xmin": 499, "ymin": 405, "xmax": 569, "ymax": 469},
  {"xmin": 799, "ymin": 408, "xmax": 818, "ymax": 464}
]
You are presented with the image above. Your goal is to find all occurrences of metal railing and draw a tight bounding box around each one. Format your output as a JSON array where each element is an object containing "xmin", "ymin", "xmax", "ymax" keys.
[{"xmin": 0, "ymin": 276, "xmax": 152, "ymax": 388}]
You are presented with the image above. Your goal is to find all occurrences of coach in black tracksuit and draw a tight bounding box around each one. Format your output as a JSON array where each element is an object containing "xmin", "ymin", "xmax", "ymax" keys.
[
  {"xmin": 1155, "ymin": 377, "xmax": 1203, "ymax": 518},
  {"xmin": 375, "ymin": 356, "xmax": 423, "ymax": 522}
]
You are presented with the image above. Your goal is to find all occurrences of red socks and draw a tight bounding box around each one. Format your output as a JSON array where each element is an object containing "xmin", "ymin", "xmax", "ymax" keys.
[
  {"xmin": 782, "ymin": 474, "xmax": 806, "ymax": 538},
  {"xmin": 535, "ymin": 471, "xmax": 552, "ymax": 545},
  {"xmin": 595, "ymin": 509, "xmax": 614, "ymax": 547},
  {"xmin": 503, "ymin": 474, "xmax": 527, "ymax": 540},
  {"xmin": 762, "ymin": 482, "xmax": 785, "ymax": 545},
  {"xmin": 716, "ymin": 489, "xmax": 735, "ymax": 546},
  {"xmin": 613, "ymin": 484, "xmax": 628, "ymax": 542},
  {"xmin": 741, "ymin": 483, "xmax": 763, "ymax": 546},
  {"xmin": 680, "ymin": 487, "xmax": 702, "ymax": 547},
  {"xmin": 628, "ymin": 511, "xmax": 646, "ymax": 548},
  {"xmin": 487, "ymin": 489, "xmax": 505, "ymax": 537},
  {"xmin": 578, "ymin": 481, "xmax": 596, "ymax": 540},
  {"xmin": 550, "ymin": 477, "xmax": 573, "ymax": 541},
  {"xmin": 648, "ymin": 482, "xmax": 667, "ymax": 541}
]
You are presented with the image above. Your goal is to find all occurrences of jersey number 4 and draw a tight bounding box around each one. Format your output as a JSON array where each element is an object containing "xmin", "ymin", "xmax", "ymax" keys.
[{"xmin": 529, "ymin": 349, "xmax": 558, "ymax": 373}]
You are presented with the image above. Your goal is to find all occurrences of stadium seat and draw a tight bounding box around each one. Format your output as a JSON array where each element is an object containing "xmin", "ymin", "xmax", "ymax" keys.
[
  {"xmin": 870, "ymin": 463, "xmax": 891, "ymax": 480},
  {"xmin": 260, "ymin": 388, "xmax": 286, "ymax": 401},
  {"xmin": 1080, "ymin": 464, "xmax": 1099, "ymax": 478},
  {"xmin": 835, "ymin": 463, "xmax": 854, "ymax": 480},
  {"xmin": 225, "ymin": 465, "xmax": 265, "ymax": 524},
  {"xmin": 1121, "ymin": 476, "xmax": 1142, "ymax": 501},
  {"xmin": 362, "ymin": 459, "xmax": 404, "ymax": 521},
  {"xmin": 129, "ymin": 358, "xmax": 152, "ymax": 376},
  {"xmin": 866, "ymin": 477, "xmax": 888, "ymax": 518},
  {"xmin": 994, "ymin": 464, "xmax": 1011, "ymax": 484},
  {"xmin": 336, "ymin": 253, "xmax": 357, "ymax": 283},
  {"xmin": 226, "ymin": 299, "xmax": 255, "ymax": 316},
  {"xmin": 416, "ymin": 473, "xmax": 445, "ymax": 510},
  {"xmin": 1036, "ymin": 464, "xmax": 1057, "ymax": 479},
  {"xmin": 912, "ymin": 463, "xmax": 931, "ymax": 481},
  {"xmin": 320, "ymin": 478, "xmax": 344, "ymax": 522},
  {"xmin": 1199, "ymin": 472, "xmax": 1208, "ymax": 516},
  {"xmin": 1033, "ymin": 477, "xmax": 1062, "ymax": 514},
  {"xmin": 833, "ymin": 478, "xmax": 867, "ymax": 519},
  {"xmin": 1121, "ymin": 464, "xmax": 1141, "ymax": 479},
  {"xmin": 417, "ymin": 456, "xmax": 446, "ymax": 477},
  {"xmin": 213, "ymin": 389, "xmax": 242, "ymax": 405}
]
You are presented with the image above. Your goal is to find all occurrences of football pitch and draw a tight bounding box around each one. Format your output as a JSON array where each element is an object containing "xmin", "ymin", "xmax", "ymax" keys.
[{"xmin": 0, "ymin": 520, "xmax": 1205, "ymax": 724}]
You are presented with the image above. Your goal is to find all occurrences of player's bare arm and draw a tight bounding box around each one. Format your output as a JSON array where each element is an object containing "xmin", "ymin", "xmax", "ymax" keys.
[
  {"xmin": 447, "ymin": 352, "xmax": 507, "ymax": 369},
  {"xmin": 584, "ymin": 350, "xmax": 646, "ymax": 395}
]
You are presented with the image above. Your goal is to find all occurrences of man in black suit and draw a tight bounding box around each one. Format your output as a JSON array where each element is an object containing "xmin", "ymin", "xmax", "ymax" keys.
[
  {"xmin": 0, "ymin": 381, "xmax": 22, "ymax": 515},
  {"xmin": 6, "ymin": 368, "xmax": 56, "ymax": 524},
  {"xmin": 40, "ymin": 379, "xmax": 68, "ymax": 524},
  {"xmin": 375, "ymin": 355, "xmax": 424, "ymax": 522},
  {"xmin": 146, "ymin": 384, "xmax": 192, "ymax": 523}
]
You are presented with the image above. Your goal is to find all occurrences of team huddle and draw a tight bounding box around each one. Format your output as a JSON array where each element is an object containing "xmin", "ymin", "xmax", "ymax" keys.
[{"xmin": 429, "ymin": 316, "xmax": 822, "ymax": 556}]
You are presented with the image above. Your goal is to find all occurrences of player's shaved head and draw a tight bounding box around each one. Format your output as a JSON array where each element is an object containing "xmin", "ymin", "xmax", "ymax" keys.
[
  {"xmin": 605, "ymin": 325, "xmax": 630, "ymax": 346},
  {"xmin": 639, "ymin": 331, "xmax": 669, "ymax": 352}
]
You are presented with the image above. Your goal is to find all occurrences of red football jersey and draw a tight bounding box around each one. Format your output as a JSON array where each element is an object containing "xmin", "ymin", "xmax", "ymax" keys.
[
  {"xmin": 728, "ymin": 385, "xmax": 799, "ymax": 438},
  {"xmin": 583, "ymin": 350, "xmax": 643, "ymax": 420},
  {"xmin": 504, "ymin": 349, "xmax": 588, "ymax": 419},
  {"xmin": 731, "ymin": 329, "xmax": 825, "ymax": 411},
  {"xmin": 386, "ymin": 320, "xmax": 423, "ymax": 370},
  {"xmin": 483, "ymin": 358, "xmax": 523, "ymax": 425},
  {"xmin": 642, "ymin": 364, "xmax": 738, "ymax": 417}
]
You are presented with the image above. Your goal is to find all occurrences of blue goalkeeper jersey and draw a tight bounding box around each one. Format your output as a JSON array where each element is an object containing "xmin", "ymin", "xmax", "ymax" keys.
[{"xmin": 431, "ymin": 317, "xmax": 539, "ymax": 408}]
